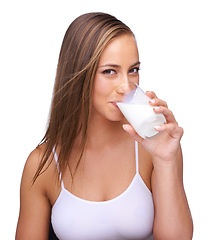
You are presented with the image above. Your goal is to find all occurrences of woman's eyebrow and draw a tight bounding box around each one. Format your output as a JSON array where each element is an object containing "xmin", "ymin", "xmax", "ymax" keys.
[
  {"xmin": 130, "ymin": 61, "xmax": 141, "ymax": 68},
  {"xmin": 99, "ymin": 61, "xmax": 141, "ymax": 69},
  {"xmin": 99, "ymin": 64, "xmax": 121, "ymax": 68}
]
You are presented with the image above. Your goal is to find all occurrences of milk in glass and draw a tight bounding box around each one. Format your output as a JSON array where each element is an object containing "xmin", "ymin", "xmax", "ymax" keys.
[{"xmin": 117, "ymin": 102, "xmax": 166, "ymax": 139}]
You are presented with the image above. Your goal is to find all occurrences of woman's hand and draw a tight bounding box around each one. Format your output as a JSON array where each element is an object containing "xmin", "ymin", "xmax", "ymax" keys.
[
  {"xmin": 123, "ymin": 91, "xmax": 184, "ymax": 165},
  {"xmin": 123, "ymin": 92, "xmax": 193, "ymax": 239}
]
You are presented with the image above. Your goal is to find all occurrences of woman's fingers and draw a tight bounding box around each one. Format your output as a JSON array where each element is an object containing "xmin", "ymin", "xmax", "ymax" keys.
[
  {"xmin": 146, "ymin": 91, "xmax": 158, "ymax": 99},
  {"xmin": 146, "ymin": 91, "xmax": 168, "ymax": 108},
  {"xmin": 124, "ymin": 91, "xmax": 183, "ymax": 142},
  {"xmin": 151, "ymin": 103, "xmax": 183, "ymax": 139},
  {"xmin": 153, "ymin": 106, "xmax": 183, "ymax": 139},
  {"xmin": 153, "ymin": 106, "xmax": 176, "ymax": 124},
  {"xmin": 154, "ymin": 123, "xmax": 184, "ymax": 140},
  {"xmin": 149, "ymin": 98, "xmax": 168, "ymax": 108}
]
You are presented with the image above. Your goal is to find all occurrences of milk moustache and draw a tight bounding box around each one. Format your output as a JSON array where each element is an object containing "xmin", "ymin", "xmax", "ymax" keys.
[{"xmin": 117, "ymin": 103, "xmax": 166, "ymax": 139}]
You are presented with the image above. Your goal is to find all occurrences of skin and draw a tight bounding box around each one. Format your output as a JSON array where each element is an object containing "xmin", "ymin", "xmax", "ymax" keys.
[{"xmin": 16, "ymin": 35, "xmax": 193, "ymax": 239}]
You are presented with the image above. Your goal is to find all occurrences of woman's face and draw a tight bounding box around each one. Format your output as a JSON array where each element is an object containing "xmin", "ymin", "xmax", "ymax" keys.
[{"xmin": 92, "ymin": 34, "xmax": 140, "ymax": 122}]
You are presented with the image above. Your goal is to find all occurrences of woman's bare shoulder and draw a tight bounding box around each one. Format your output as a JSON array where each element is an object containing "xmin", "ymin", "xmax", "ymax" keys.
[
  {"xmin": 24, "ymin": 145, "xmax": 44, "ymax": 172},
  {"xmin": 21, "ymin": 144, "xmax": 54, "ymax": 191},
  {"xmin": 25, "ymin": 145, "xmax": 45, "ymax": 167},
  {"xmin": 16, "ymin": 144, "xmax": 53, "ymax": 240},
  {"xmin": 138, "ymin": 142, "xmax": 153, "ymax": 168},
  {"xmin": 138, "ymin": 142, "xmax": 153, "ymax": 191}
]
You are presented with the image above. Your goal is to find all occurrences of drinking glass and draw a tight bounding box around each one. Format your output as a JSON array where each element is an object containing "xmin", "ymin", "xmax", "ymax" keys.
[{"xmin": 115, "ymin": 82, "xmax": 166, "ymax": 139}]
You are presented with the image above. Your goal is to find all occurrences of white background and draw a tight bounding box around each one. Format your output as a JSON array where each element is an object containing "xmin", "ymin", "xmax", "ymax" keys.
[{"xmin": 1, "ymin": 0, "xmax": 207, "ymax": 239}]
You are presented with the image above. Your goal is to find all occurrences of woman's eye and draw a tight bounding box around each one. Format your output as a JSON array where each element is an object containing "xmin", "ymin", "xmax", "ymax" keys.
[
  {"xmin": 102, "ymin": 69, "xmax": 116, "ymax": 75},
  {"xmin": 129, "ymin": 67, "xmax": 140, "ymax": 74}
]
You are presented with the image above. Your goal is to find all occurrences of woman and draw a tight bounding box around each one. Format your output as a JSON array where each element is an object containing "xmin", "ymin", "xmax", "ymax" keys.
[{"xmin": 16, "ymin": 12, "xmax": 193, "ymax": 240}]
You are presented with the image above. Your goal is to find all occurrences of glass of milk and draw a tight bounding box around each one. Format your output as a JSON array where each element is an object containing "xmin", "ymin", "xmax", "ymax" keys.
[{"xmin": 115, "ymin": 82, "xmax": 166, "ymax": 139}]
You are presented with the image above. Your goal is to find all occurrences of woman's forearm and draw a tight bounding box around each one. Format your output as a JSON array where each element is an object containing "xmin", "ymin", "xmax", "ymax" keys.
[{"xmin": 152, "ymin": 159, "xmax": 193, "ymax": 239}]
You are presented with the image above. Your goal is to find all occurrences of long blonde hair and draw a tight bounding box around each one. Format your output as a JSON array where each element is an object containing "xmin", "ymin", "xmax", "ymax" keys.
[{"xmin": 33, "ymin": 12, "xmax": 134, "ymax": 183}]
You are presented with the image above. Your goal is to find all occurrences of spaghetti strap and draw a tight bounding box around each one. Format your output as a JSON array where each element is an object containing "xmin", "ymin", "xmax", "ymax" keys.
[
  {"xmin": 135, "ymin": 141, "xmax": 139, "ymax": 173},
  {"xmin": 52, "ymin": 147, "xmax": 62, "ymax": 182}
]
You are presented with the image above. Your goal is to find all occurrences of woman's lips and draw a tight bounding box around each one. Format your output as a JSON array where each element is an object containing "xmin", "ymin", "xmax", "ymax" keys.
[{"xmin": 110, "ymin": 101, "xmax": 119, "ymax": 109}]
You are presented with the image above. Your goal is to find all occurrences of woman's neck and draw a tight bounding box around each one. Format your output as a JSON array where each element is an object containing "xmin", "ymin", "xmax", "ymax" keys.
[{"xmin": 85, "ymin": 113, "xmax": 128, "ymax": 149}]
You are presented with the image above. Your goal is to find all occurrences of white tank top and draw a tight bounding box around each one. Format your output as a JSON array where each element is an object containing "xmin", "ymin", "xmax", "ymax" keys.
[{"xmin": 51, "ymin": 142, "xmax": 154, "ymax": 240}]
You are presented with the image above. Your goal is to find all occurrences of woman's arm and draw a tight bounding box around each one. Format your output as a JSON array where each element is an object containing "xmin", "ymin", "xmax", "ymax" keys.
[
  {"xmin": 123, "ymin": 91, "xmax": 193, "ymax": 239},
  {"xmin": 151, "ymin": 146, "xmax": 193, "ymax": 239},
  {"xmin": 16, "ymin": 148, "xmax": 51, "ymax": 240}
]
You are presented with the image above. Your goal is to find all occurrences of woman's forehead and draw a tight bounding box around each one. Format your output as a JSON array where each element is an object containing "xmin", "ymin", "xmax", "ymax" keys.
[{"xmin": 99, "ymin": 35, "xmax": 139, "ymax": 66}]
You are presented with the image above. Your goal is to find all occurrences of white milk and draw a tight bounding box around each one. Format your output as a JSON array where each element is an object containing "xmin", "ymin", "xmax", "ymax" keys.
[{"xmin": 117, "ymin": 103, "xmax": 166, "ymax": 139}]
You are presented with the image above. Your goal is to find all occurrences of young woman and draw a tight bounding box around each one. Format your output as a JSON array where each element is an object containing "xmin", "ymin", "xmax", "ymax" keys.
[{"xmin": 16, "ymin": 12, "xmax": 193, "ymax": 240}]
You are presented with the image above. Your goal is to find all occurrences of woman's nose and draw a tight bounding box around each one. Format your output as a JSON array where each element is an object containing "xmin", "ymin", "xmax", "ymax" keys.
[
  {"xmin": 116, "ymin": 74, "xmax": 130, "ymax": 94},
  {"xmin": 116, "ymin": 82, "xmax": 131, "ymax": 95},
  {"xmin": 114, "ymin": 82, "xmax": 138, "ymax": 103}
]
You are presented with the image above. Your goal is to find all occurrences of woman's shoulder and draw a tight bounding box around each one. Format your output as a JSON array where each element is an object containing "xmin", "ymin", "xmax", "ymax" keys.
[
  {"xmin": 138, "ymin": 142, "xmax": 153, "ymax": 192},
  {"xmin": 138, "ymin": 142, "xmax": 153, "ymax": 165},
  {"xmin": 25, "ymin": 144, "xmax": 46, "ymax": 168},
  {"xmin": 21, "ymin": 144, "xmax": 56, "ymax": 192},
  {"xmin": 16, "ymin": 144, "xmax": 53, "ymax": 240},
  {"xmin": 24, "ymin": 144, "xmax": 47, "ymax": 176}
]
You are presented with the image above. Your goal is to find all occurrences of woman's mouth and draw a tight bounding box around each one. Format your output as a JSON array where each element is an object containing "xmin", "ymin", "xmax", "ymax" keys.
[{"xmin": 110, "ymin": 101, "xmax": 119, "ymax": 109}]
